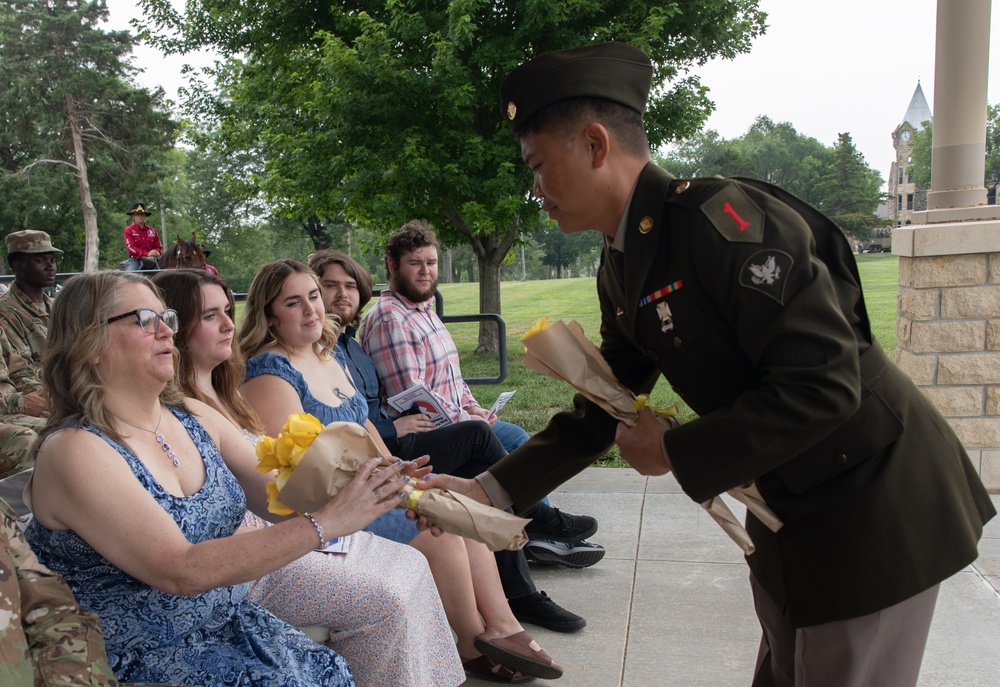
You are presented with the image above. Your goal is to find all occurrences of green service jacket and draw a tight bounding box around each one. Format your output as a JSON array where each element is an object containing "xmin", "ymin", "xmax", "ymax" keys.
[{"xmin": 491, "ymin": 162, "xmax": 995, "ymax": 627}]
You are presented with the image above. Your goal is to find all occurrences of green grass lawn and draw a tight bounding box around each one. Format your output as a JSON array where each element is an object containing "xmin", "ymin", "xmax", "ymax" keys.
[{"xmin": 436, "ymin": 253, "xmax": 900, "ymax": 466}]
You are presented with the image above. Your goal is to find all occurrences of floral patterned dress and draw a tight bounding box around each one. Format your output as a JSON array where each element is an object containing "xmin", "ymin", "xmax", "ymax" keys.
[
  {"xmin": 237, "ymin": 430, "xmax": 463, "ymax": 687},
  {"xmin": 25, "ymin": 407, "xmax": 354, "ymax": 687}
]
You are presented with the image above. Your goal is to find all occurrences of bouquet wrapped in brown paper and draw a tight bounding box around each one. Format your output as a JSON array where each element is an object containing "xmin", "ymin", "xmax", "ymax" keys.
[
  {"xmin": 521, "ymin": 318, "xmax": 783, "ymax": 555},
  {"xmin": 256, "ymin": 413, "xmax": 530, "ymax": 551}
]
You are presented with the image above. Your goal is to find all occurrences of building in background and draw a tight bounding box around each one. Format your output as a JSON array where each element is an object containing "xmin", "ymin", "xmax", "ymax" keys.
[{"xmin": 888, "ymin": 82, "xmax": 932, "ymax": 227}]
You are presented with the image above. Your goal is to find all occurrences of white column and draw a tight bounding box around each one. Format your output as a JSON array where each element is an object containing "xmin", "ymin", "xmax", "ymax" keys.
[{"xmin": 926, "ymin": 0, "xmax": 991, "ymax": 211}]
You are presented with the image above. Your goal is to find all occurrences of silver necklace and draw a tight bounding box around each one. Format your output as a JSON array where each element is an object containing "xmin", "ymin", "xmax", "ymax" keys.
[{"xmin": 115, "ymin": 407, "xmax": 180, "ymax": 467}]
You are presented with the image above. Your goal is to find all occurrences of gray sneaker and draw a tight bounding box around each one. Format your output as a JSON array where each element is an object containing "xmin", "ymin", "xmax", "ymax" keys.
[{"xmin": 524, "ymin": 538, "xmax": 606, "ymax": 569}]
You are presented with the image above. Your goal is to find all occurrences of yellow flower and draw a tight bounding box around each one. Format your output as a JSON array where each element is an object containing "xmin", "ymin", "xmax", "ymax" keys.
[
  {"xmin": 256, "ymin": 412, "xmax": 327, "ymax": 514},
  {"xmin": 275, "ymin": 465, "xmax": 294, "ymax": 490},
  {"xmin": 266, "ymin": 482, "xmax": 295, "ymax": 516},
  {"xmin": 633, "ymin": 393, "xmax": 679, "ymax": 421},
  {"xmin": 282, "ymin": 412, "xmax": 324, "ymax": 447},
  {"xmin": 255, "ymin": 435, "xmax": 280, "ymax": 473},
  {"xmin": 405, "ymin": 488, "xmax": 424, "ymax": 511},
  {"xmin": 522, "ymin": 316, "xmax": 551, "ymax": 341},
  {"xmin": 275, "ymin": 435, "xmax": 308, "ymax": 469}
]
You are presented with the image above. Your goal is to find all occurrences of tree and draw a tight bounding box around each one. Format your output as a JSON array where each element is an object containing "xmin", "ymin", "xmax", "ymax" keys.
[
  {"xmin": 811, "ymin": 133, "xmax": 885, "ymax": 238},
  {"xmin": 987, "ymin": 104, "xmax": 1000, "ymax": 202},
  {"xmin": 535, "ymin": 222, "xmax": 602, "ymax": 278},
  {"xmin": 659, "ymin": 117, "xmax": 830, "ymax": 205},
  {"xmin": 140, "ymin": 0, "xmax": 766, "ymax": 353},
  {"xmin": 908, "ymin": 104, "xmax": 998, "ymax": 202},
  {"xmin": 908, "ymin": 123, "xmax": 933, "ymax": 189},
  {"xmin": 0, "ymin": 0, "xmax": 176, "ymax": 271}
]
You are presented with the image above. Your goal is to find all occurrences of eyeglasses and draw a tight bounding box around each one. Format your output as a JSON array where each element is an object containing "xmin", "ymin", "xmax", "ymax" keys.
[{"xmin": 105, "ymin": 308, "xmax": 179, "ymax": 334}]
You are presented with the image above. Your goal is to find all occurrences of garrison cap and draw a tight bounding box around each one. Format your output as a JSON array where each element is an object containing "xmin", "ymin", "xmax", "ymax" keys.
[
  {"xmin": 500, "ymin": 42, "xmax": 653, "ymax": 133},
  {"xmin": 5, "ymin": 230, "xmax": 63, "ymax": 255}
]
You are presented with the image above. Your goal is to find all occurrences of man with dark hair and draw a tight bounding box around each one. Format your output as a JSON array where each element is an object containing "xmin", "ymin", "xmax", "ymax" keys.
[
  {"xmin": 0, "ymin": 230, "xmax": 61, "ymax": 367},
  {"xmin": 419, "ymin": 42, "xmax": 995, "ymax": 686},
  {"xmin": 309, "ymin": 249, "xmax": 602, "ymax": 633},
  {"xmin": 356, "ymin": 227, "xmax": 609, "ymax": 554},
  {"xmin": 361, "ymin": 221, "xmax": 529, "ymax": 453}
]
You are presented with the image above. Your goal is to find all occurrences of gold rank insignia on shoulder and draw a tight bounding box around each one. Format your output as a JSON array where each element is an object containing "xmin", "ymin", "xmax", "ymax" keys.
[
  {"xmin": 674, "ymin": 180, "xmax": 691, "ymax": 194},
  {"xmin": 639, "ymin": 216, "xmax": 654, "ymax": 234},
  {"xmin": 701, "ymin": 183, "xmax": 764, "ymax": 244}
]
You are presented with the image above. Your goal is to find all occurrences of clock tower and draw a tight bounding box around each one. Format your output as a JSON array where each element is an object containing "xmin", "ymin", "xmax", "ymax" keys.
[{"xmin": 888, "ymin": 82, "xmax": 932, "ymax": 226}]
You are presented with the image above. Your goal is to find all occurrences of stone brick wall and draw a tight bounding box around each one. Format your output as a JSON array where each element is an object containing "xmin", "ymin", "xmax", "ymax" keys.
[{"xmin": 896, "ymin": 251, "xmax": 1000, "ymax": 489}]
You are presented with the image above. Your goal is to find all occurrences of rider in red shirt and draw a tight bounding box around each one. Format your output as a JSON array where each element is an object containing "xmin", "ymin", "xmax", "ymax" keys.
[{"xmin": 123, "ymin": 203, "xmax": 163, "ymax": 271}]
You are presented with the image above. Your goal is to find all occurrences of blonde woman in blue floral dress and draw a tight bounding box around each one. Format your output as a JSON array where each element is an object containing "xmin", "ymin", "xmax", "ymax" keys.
[{"xmin": 24, "ymin": 271, "xmax": 404, "ymax": 686}]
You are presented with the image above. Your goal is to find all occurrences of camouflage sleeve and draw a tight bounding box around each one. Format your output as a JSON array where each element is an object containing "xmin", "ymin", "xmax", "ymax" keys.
[
  {"xmin": 5, "ymin": 346, "xmax": 41, "ymax": 401},
  {"xmin": 0, "ymin": 328, "xmax": 24, "ymax": 414},
  {"xmin": 0, "ymin": 499, "xmax": 119, "ymax": 687}
]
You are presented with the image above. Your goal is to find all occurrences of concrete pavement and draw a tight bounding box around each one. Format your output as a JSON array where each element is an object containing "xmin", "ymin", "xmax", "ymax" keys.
[{"xmin": 463, "ymin": 467, "xmax": 1000, "ymax": 686}]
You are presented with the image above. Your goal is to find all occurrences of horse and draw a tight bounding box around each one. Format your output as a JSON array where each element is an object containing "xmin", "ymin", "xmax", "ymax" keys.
[
  {"xmin": 159, "ymin": 233, "xmax": 211, "ymax": 269},
  {"xmin": 118, "ymin": 233, "xmax": 213, "ymax": 272}
]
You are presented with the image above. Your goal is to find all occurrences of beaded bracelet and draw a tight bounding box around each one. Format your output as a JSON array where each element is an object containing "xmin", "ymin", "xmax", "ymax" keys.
[{"xmin": 301, "ymin": 512, "xmax": 325, "ymax": 549}]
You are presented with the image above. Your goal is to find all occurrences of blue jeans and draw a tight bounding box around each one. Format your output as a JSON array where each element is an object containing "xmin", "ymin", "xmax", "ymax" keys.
[
  {"xmin": 362, "ymin": 508, "xmax": 419, "ymax": 544},
  {"xmin": 492, "ymin": 420, "xmax": 529, "ymax": 453}
]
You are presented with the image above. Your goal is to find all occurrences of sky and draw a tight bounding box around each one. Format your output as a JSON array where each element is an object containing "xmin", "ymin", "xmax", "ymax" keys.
[{"xmin": 104, "ymin": 0, "xmax": 1000, "ymax": 188}]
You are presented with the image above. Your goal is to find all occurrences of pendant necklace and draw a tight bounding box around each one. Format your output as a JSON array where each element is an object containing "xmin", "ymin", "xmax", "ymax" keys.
[{"xmin": 116, "ymin": 406, "xmax": 180, "ymax": 467}]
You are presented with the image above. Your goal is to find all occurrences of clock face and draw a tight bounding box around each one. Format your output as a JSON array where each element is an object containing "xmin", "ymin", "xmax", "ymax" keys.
[{"xmin": 901, "ymin": 130, "xmax": 912, "ymax": 142}]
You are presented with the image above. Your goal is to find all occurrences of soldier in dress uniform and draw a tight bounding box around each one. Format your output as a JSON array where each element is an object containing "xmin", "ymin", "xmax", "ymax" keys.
[{"xmin": 419, "ymin": 42, "xmax": 995, "ymax": 687}]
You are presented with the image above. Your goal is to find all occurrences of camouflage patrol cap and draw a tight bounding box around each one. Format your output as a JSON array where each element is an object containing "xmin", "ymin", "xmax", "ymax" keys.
[
  {"xmin": 500, "ymin": 42, "xmax": 653, "ymax": 133},
  {"xmin": 4, "ymin": 230, "xmax": 63, "ymax": 255}
]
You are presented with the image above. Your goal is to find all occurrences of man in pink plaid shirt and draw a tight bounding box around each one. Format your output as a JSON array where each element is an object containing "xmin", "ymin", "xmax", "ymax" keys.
[{"xmin": 359, "ymin": 221, "xmax": 608, "ymax": 630}]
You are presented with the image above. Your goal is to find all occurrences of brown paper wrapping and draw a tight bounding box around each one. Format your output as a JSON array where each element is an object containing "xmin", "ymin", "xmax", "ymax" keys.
[
  {"xmin": 276, "ymin": 422, "xmax": 529, "ymax": 551},
  {"xmin": 405, "ymin": 489, "xmax": 530, "ymax": 552},
  {"xmin": 522, "ymin": 319, "xmax": 784, "ymax": 554},
  {"xmin": 523, "ymin": 320, "xmax": 638, "ymax": 424}
]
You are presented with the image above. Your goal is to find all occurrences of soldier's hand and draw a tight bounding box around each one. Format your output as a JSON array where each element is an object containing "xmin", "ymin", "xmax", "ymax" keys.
[
  {"xmin": 23, "ymin": 389, "xmax": 49, "ymax": 418},
  {"xmin": 615, "ymin": 406, "xmax": 674, "ymax": 476}
]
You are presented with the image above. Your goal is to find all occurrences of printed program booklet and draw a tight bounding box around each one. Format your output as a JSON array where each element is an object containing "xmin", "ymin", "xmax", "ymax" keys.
[{"xmin": 387, "ymin": 385, "xmax": 515, "ymax": 427}]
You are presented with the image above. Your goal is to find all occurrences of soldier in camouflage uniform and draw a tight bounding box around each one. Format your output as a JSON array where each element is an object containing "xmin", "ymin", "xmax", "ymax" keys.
[
  {"xmin": 0, "ymin": 230, "xmax": 61, "ymax": 368},
  {"xmin": 0, "ymin": 497, "xmax": 119, "ymax": 687},
  {"xmin": 0, "ymin": 324, "xmax": 45, "ymax": 480}
]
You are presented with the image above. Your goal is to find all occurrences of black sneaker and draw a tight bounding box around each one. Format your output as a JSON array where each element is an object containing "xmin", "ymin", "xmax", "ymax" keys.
[
  {"xmin": 507, "ymin": 590, "xmax": 587, "ymax": 633},
  {"xmin": 524, "ymin": 507, "xmax": 598, "ymax": 543},
  {"xmin": 524, "ymin": 539, "xmax": 606, "ymax": 569}
]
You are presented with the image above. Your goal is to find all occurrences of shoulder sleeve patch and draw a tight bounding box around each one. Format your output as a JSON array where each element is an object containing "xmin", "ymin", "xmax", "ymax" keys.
[
  {"xmin": 700, "ymin": 183, "xmax": 765, "ymax": 243},
  {"xmin": 739, "ymin": 250, "xmax": 794, "ymax": 305}
]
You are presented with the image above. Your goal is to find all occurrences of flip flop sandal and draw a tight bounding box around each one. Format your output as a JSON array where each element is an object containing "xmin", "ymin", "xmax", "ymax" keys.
[
  {"xmin": 474, "ymin": 631, "xmax": 564, "ymax": 680},
  {"xmin": 462, "ymin": 655, "xmax": 536, "ymax": 683}
]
